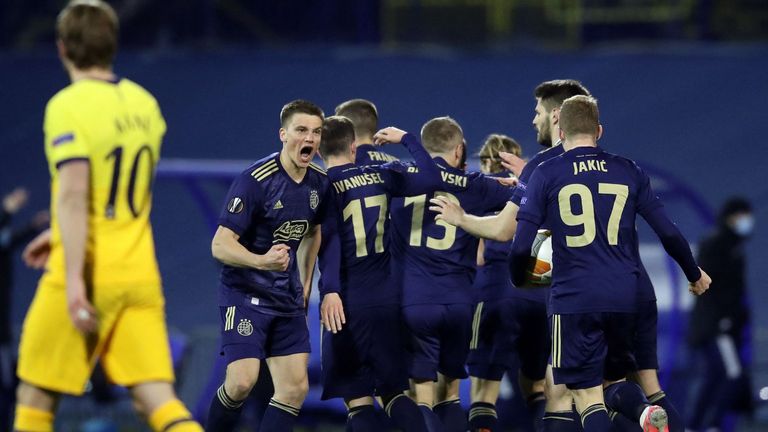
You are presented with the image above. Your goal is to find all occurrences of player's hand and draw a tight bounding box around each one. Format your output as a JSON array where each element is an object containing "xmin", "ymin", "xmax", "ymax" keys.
[
  {"xmin": 496, "ymin": 176, "xmax": 518, "ymax": 187},
  {"xmin": 66, "ymin": 277, "xmax": 98, "ymax": 334},
  {"xmin": 320, "ymin": 293, "xmax": 346, "ymax": 333},
  {"xmin": 22, "ymin": 229, "xmax": 51, "ymax": 270},
  {"xmin": 499, "ymin": 152, "xmax": 527, "ymax": 177},
  {"xmin": 259, "ymin": 244, "xmax": 291, "ymax": 271},
  {"xmin": 689, "ymin": 267, "xmax": 712, "ymax": 295},
  {"xmin": 3, "ymin": 187, "xmax": 28, "ymax": 214},
  {"xmin": 373, "ymin": 127, "xmax": 407, "ymax": 146},
  {"xmin": 429, "ymin": 196, "xmax": 465, "ymax": 227}
]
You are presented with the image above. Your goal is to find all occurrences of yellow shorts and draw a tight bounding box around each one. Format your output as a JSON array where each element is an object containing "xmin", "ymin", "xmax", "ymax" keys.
[{"xmin": 17, "ymin": 280, "xmax": 175, "ymax": 395}]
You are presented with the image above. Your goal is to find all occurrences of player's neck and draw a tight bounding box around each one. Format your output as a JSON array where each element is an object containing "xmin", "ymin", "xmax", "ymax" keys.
[
  {"xmin": 324, "ymin": 155, "xmax": 354, "ymax": 169},
  {"xmin": 429, "ymin": 151, "xmax": 460, "ymax": 168},
  {"xmin": 356, "ymin": 136, "xmax": 374, "ymax": 145},
  {"xmin": 279, "ymin": 150, "xmax": 308, "ymax": 182},
  {"xmin": 563, "ymin": 136, "xmax": 597, "ymax": 151},
  {"xmin": 68, "ymin": 66, "xmax": 116, "ymax": 83}
]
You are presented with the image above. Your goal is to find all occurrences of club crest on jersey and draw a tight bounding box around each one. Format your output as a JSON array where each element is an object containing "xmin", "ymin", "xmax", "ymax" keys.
[
  {"xmin": 273, "ymin": 220, "xmax": 309, "ymax": 242},
  {"xmin": 237, "ymin": 319, "xmax": 253, "ymax": 336},
  {"xmin": 227, "ymin": 197, "xmax": 244, "ymax": 214},
  {"xmin": 309, "ymin": 189, "xmax": 319, "ymax": 210}
]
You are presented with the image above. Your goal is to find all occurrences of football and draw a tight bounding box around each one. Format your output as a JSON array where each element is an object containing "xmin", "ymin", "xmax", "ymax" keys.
[{"xmin": 526, "ymin": 230, "xmax": 553, "ymax": 286}]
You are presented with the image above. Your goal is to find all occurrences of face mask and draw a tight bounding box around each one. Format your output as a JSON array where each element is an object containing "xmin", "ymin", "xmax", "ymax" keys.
[{"xmin": 732, "ymin": 215, "xmax": 754, "ymax": 237}]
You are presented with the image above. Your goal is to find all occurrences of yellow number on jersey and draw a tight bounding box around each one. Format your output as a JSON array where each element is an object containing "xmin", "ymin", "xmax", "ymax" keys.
[
  {"xmin": 342, "ymin": 194, "xmax": 388, "ymax": 257},
  {"xmin": 404, "ymin": 192, "xmax": 459, "ymax": 250},
  {"xmin": 558, "ymin": 183, "xmax": 628, "ymax": 247}
]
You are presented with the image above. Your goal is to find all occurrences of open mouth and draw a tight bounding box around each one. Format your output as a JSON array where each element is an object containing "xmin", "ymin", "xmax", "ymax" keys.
[{"xmin": 299, "ymin": 145, "xmax": 314, "ymax": 163}]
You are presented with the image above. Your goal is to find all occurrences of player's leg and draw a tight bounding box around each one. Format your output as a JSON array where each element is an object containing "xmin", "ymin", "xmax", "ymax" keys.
[
  {"xmin": 552, "ymin": 313, "xmax": 612, "ymax": 432},
  {"xmin": 434, "ymin": 303, "xmax": 473, "ymax": 432},
  {"xmin": 631, "ymin": 300, "xmax": 683, "ymax": 432},
  {"xmin": 205, "ymin": 305, "xmax": 270, "ymax": 432},
  {"xmin": 469, "ymin": 377, "xmax": 500, "ymax": 432},
  {"xmin": 370, "ymin": 305, "xmax": 428, "ymax": 432},
  {"xmin": 263, "ymin": 352, "xmax": 309, "ymax": 431},
  {"xmin": 13, "ymin": 383, "xmax": 58, "ymax": 432},
  {"xmin": 345, "ymin": 396, "xmax": 385, "ymax": 432},
  {"xmin": 602, "ymin": 312, "xmax": 667, "ymax": 432},
  {"xmin": 544, "ymin": 314, "xmax": 579, "ymax": 432},
  {"xmin": 517, "ymin": 298, "xmax": 551, "ymax": 432},
  {"xmin": 260, "ymin": 313, "xmax": 312, "ymax": 431},
  {"xmin": 402, "ymin": 304, "xmax": 443, "ymax": 431},
  {"xmin": 101, "ymin": 285, "xmax": 202, "ymax": 432}
]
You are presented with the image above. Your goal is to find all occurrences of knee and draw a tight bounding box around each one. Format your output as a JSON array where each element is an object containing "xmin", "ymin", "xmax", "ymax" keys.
[
  {"xmin": 275, "ymin": 378, "xmax": 309, "ymax": 407},
  {"xmin": 544, "ymin": 382, "xmax": 572, "ymax": 411},
  {"xmin": 225, "ymin": 369, "xmax": 259, "ymax": 401}
]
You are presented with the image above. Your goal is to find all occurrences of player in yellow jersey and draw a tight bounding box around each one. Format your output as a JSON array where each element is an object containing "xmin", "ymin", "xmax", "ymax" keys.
[{"xmin": 13, "ymin": 2, "xmax": 202, "ymax": 431}]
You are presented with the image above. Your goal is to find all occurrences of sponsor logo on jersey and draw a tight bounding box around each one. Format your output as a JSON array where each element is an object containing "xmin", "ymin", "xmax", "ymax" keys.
[
  {"xmin": 273, "ymin": 200, "xmax": 284, "ymax": 210},
  {"xmin": 273, "ymin": 220, "xmax": 309, "ymax": 242},
  {"xmin": 228, "ymin": 197, "xmax": 244, "ymax": 214}
]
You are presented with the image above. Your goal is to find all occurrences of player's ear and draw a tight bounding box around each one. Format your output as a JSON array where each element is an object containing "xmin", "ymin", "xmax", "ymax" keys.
[
  {"xmin": 350, "ymin": 141, "xmax": 357, "ymax": 159},
  {"xmin": 550, "ymin": 107, "xmax": 560, "ymax": 125},
  {"xmin": 596, "ymin": 124, "xmax": 604, "ymax": 140},
  {"xmin": 558, "ymin": 127, "xmax": 565, "ymax": 142},
  {"xmin": 279, "ymin": 127, "xmax": 287, "ymax": 143}
]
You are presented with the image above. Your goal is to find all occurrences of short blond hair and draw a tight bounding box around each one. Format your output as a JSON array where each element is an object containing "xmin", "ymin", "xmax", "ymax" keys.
[
  {"xmin": 57, "ymin": 0, "xmax": 119, "ymax": 69},
  {"xmin": 420, "ymin": 117, "xmax": 463, "ymax": 154},
  {"xmin": 559, "ymin": 95, "xmax": 600, "ymax": 137}
]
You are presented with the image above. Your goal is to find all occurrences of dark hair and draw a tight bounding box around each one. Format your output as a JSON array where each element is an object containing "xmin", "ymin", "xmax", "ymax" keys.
[
  {"xmin": 334, "ymin": 99, "xmax": 378, "ymax": 140},
  {"xmin": 320, "ymin": 116, "xmax": 355, "ymax": 158},
  {"xmin": 719, "ymin": 197, "xmax": 752, "ymax": 223},
  {"xmin": 559, "ymin": 95, "xmax": 600, "ymax": 137},
  {"xmin": 280, "ymin": 100, "xmax": 324, "ymax": 127},
  {"xmin": 420, "ymin": 117, "xmax": 463, "ymax": 154},
  {"xmin": 57, "ymin": 0, "xmax": 119, "ymax": 69},
  {"xmin": 479, "ymin": 134, "xmax": 521, "ymax": 174},
  {"xmin": 534, "ymin": 79, "xmax": 591, "ymax": 111}
]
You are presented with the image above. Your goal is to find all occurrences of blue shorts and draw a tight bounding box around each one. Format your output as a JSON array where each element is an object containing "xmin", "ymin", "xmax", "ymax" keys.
[
  {"xmin": 219, "ymin": 305, "xmax": 309, "ymax": 364},
  {"xmin": 321, "ymin": 305, "xmax": 409, "ymax": 400},
  {"xmin": 633, "ymin": 300, "xmax": 659, "ymax": 370},
  {"xmin": 403, "ymin": 303, "xmax": 474, "ymax": 381},
  {"xmin": 467, "ymin": 298, "xmax": 549, "ymax": 381},
  {"xmin": 550, "ymin": 312, "xmax": 637, "ymax": 390}
]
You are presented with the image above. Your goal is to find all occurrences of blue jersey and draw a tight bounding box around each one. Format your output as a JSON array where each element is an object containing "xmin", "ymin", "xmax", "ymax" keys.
[
  {"xmin": 473, "ymin": 175, "xmax": 547, "ymax": 303},
  {"xmin": 510, "ymin": 144, "xmax": 565, "ymax": 207},
  {"xmin": 516, "ymin": 146, "xmax": 663, "ymax": 314},
  {"xmin": 355, "ymin": 143, "xmax": 400, "ymax": 166},
  {"xmin": 318, "ymin": 134, "xmax": 441, "ymax": 308},
  {"xmin": 391, "ymin": 161, "xmax": 512, "ymax": 306},
  {"xmin": 217, "ymin": 153, "xmax": 330, "ymax": 316}
]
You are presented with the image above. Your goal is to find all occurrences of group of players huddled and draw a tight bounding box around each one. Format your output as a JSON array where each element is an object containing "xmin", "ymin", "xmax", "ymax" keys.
[{"xmin": 11, "ymin": 1, "xmax": 712, "ymax": 432}]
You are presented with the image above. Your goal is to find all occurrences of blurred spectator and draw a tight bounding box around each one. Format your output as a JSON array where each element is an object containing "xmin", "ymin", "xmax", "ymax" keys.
[
  {"xmin": 687, "ymin": 196, "xmax": 755, "ymax": 431},
  {"xmin": 0, "ymin": 187, "xmax": 48, "ymax": 430}
]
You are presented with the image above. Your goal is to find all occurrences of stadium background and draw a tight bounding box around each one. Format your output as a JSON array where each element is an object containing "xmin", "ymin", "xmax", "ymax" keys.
[{"xmin": 0, "ymin": 0, "xmax": 766, "ymax": 430}]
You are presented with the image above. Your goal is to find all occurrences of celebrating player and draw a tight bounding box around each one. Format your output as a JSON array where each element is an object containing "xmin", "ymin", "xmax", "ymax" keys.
[
  {"xmin": 335, "ymin": 99, "xmax": 400, "ymax": 166},
  {"xmin": 14, "ymin": 2, "xmax": 202, "ymax": 431},
  {"xmin": 205, "ymin": 100, "xmax": 328, "ymax": 432},
  {"xmin": 508, "ymin": 95, "xmax": 711, "ymax": 432}
]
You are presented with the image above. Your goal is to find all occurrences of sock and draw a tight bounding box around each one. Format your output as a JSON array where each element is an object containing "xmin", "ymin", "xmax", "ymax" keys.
[
  {"xmin": 13, "ymin": 405, "xmax": 53, "ymax": 432},
  {"xmin": 419, "ymin": 404, "xmax": 444, "ymax": 432},
  {"xmin": 648, "ymin": 391, "xmax": 683, "ymax": 432},
  {"xmin": 347, "ymin": 405, "xmax": 384, "ymax": 432},
  {"xmin": 205, "ymin": 384, "xmax": 244, "ymax": 432},
  {"xmin": 527, "ymin": 392, "xmax": 546, "ymax": 432},
  {"xmin": 608, "ymin": 410, "xmax": 641, "ymax": 432},
  {"xmin": 580, "ymin": 404, "xmax": 611, "ymax": 432},
  {"xmin": 468, "ymin": 402, "xmax": 497, "ymax": 431},
  {"xmin": 434, "ymin": 399, "xmax": 467, "ymax": 432},
  {"xmin": 603, "ymin": 381, "xmax": 649, "ymax": 421},
  {"xmin": 148, "ymin": 399, "xmax": 203, "ymax": 432},
  {"xmin": 384, "ymin": 394, "xmax": 428, "ymax": 432},
  {"xmin": 260, "ymin": 398, "xmax": 300, "ymax": 431},
  {"xmin": 542, "ymin": 410, "xmax": 580, "ymax": 432}
]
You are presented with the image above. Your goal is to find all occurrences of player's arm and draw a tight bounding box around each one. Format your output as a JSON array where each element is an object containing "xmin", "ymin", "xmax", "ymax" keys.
[
  {"xmin": 297, "ymin": 223, "xmax": 321, "ymax": 309},
  {"xmin": 509, "ymin": 218, "xmax": 539, "ymax": 286},
  {"xmin": 211, "ymin": 226, "xmax": 289, "ymax": 271},
  {"xmin": 318, "ymin": 211, "xmax": 345, "ymax": 333},
  {"xmin": 476, "ymin": 239, "xmax": 486, "ymax": 267},
  {"xmin": 641, "ymin": 207, "xmax": 710, "ymax": 294},
  {"xmin": 58, "ymin": 160, "xmax": 97, "ymax": 333},
  {"xmin": 430, "ymin": 197, "xmax": 519, "ymax": 241},
  {"xmin": 499, "ymin": 151, "xmax": 527, "ymax": 177}
]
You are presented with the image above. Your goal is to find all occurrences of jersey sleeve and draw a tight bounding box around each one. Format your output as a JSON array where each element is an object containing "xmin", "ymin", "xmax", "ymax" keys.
[
  {"xmin": 479, "ymin": 175, "xmax": 515, "ymax": 212},
  {"xmin": 44, "ymin": 97, "xmax": 90, "ymax": 169},
  {"xmin": 634, "ymin": 163, "xmax": 663, "ymax": 216},
  {"xmin": 318, "ymin": 201, "xmax": 342, "ymax": 296},
  {"xmin": 509, "ymin": 156, "xmax": 538, "ymax": 206},
  {"xmin": 217, "ymin": 173, "xmax": 264, "ymax": 236},
  {"xmin": 379, "ymin": 161, "xmax": 440, "ymax": 197},
  {"xmin": 515, "ymin": 167, "xmax": 547, "ymax": 226}
]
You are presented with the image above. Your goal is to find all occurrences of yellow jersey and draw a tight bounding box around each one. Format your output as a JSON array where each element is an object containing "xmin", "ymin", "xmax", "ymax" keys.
[{"xmin": 42, "ymin": 78, "xmax": 165, "ymax": 288}]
